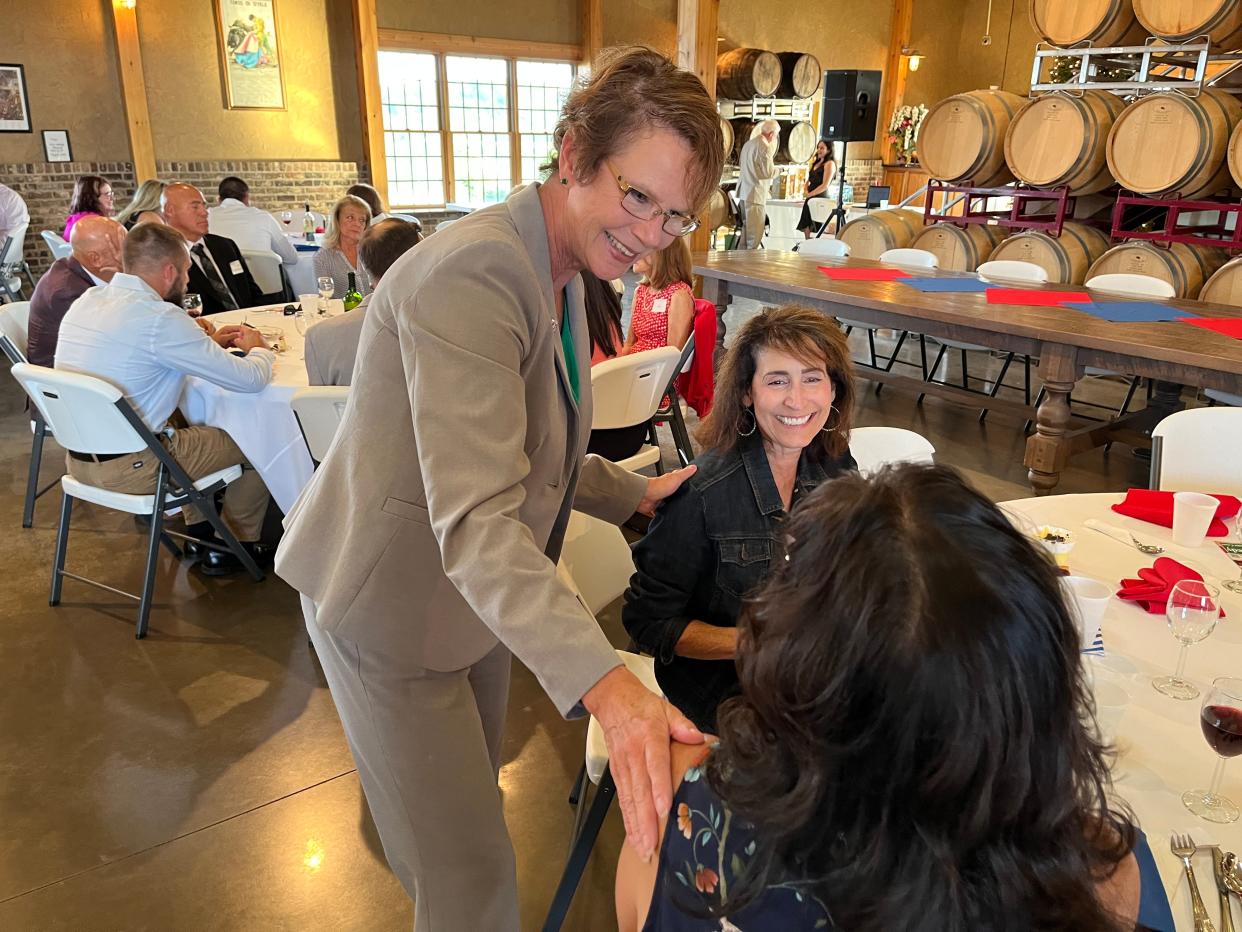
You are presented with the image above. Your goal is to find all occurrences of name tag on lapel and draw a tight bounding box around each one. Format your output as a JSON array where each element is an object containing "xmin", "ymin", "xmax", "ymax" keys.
[
  {"xmin": 652, "ymin": 298, "xmax": 668, "ymax": 316},
  {"xmin": 229, "ymin": 260, "xmax": 244, "ymax": 275}
]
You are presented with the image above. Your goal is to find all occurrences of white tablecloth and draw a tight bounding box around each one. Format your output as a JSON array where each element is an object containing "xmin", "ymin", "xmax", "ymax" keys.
[
  {"xmin": 1001, "ymin": 492, "xmax": 1242, "ymax": 930},
  {"xmin": 285, "ymin": 234, "xmax": 320, "ymax": 297},
  {"xmin": 179, "ymin": 304, "xmax": 332, "ymax": 513}
]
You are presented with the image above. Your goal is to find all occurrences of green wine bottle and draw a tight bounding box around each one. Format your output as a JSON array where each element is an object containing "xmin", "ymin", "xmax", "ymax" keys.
[{"xmin": 343, "ymin": 271, "xmax": 363, "ymax": 311}]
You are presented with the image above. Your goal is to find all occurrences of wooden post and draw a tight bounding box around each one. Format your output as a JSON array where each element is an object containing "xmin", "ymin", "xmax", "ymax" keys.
[
  {"xmin": 879, "ymin": 0, "xmax": 914, "ymax": 161},
  {"xmin": 109, "ymin": 1, "xmax": 156, "ymax": 183},
  {"xmin": 582, "ymin": 0, "xmax": 603, "ymax": 68},
  {"xmin": 351, "ymin": 0, "xmax": 389, "ymax": 203},
  {"xmin": 677, "ymin": 0, "xmax": 720, "ymax": 258}
]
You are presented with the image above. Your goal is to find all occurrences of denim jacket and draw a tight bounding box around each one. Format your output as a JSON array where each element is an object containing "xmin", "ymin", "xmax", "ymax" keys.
[{"xmin": 622, "ymin": 431, "xmax": 857, "ymax": 731}]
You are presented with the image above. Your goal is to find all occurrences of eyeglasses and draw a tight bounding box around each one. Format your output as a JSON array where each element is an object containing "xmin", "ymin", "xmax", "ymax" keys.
[{"xmin": 606, "ymin": 163, "xmax": 699, "ymax": 237}]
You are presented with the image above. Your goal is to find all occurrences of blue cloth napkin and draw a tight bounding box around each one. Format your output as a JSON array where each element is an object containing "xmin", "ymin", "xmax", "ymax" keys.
[
  {"xmin": 1135, "ymin": 830, "xmax": 1175, "ymax": 932},
  {"xmin": 901, "ymin": 278, "xmax": 994, "ymax": 293},
  {"xmin": 1063, "ymin": 301, "xmax": 1199, "ymax": 323}
]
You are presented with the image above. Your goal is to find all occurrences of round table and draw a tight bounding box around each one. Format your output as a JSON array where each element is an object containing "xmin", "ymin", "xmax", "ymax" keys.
[
  {"xmin": 179, "ymin": 303, "xmax": 338, "ymax": 513},
  {"xmin": 1001, "ymin": 492, "xmax": 1242, "ymax": 930}
]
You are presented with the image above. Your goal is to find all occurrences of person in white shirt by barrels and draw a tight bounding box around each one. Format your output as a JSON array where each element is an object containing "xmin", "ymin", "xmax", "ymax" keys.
[{"xmin": 737, "ymin": 120, "xmax": 778, "ymax": 249}]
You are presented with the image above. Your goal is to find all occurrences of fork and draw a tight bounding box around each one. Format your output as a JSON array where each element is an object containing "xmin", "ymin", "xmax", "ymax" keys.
[{"xmin": 1172, "ymin": 832, "xmax": 1217, "ymax": 932}]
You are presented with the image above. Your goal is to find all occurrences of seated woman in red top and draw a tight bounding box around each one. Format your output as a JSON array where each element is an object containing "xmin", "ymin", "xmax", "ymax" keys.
[{"xmin": 624, "ymin": 237, "xmax": 694, "ymax": 355}]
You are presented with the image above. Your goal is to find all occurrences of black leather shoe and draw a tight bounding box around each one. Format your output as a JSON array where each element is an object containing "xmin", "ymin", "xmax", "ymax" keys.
[{"xmin": 196, "ymin": 542, "xmax": 272, "ymax": 577}]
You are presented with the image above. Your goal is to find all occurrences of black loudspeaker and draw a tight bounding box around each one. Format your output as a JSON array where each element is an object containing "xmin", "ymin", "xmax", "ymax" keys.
[{"xmin": 820, "ymin": 70, "xmax": 882, "ymax": 142}]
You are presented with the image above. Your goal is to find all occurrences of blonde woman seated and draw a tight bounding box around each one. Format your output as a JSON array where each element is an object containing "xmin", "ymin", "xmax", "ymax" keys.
[{"xmin": 313, "ymin": 194, "xmax": 373, "ymax": 299}]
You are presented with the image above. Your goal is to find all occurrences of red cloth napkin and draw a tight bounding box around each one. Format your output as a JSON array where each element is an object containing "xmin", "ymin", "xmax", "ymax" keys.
[
  {"xmin": 1117, "ymin": 557, "xmax": 1227, "ymax": 616},
  {"xmin": 1111, "ymin": 488, "xmax": 1241, "ymax": 537},
  {"xmin": 985, "ymin": 288, "xmax": 1091, "ymax": 306},
  {"xmin": 817, "ymin": 266, "xmax": 911, "ymax": 281},
  {"xmin": 1180, "ymin": 317, "xmax": 1242, "ymax": 340}
]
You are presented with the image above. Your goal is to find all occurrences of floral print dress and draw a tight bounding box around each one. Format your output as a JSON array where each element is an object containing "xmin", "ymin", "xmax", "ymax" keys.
[{"xmin": 642, "ymin": 754, "xmax": 832, "ymax": 931}]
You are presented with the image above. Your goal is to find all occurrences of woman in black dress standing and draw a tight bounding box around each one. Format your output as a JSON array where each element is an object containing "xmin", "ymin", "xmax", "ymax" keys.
[{"xmin": 795, "ymin": 139, "xmax": 836, "ymax": 239}]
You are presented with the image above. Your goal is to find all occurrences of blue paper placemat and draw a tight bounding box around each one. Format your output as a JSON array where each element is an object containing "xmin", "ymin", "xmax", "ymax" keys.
[
  {"xmin": 1062, "ymin": 300, "xmax": 1199, "ymax": 323},
  {"xmin": 901, "ymin": 278, "xmax": 993, "ymax": 293}
]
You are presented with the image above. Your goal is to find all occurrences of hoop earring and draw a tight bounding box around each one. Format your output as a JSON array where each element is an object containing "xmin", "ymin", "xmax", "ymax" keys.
[
  {"xmin": 738, "ymin": 408, "xmax": 757, "ymax": 437},
  {"xmin": 820, "ymin": 404, "xmax": 839, "ymax": 433}
]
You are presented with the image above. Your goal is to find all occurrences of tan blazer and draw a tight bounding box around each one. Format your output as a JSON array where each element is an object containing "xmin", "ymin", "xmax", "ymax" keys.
[{"xmin": 275, "ymin": 184, "xmax": 647, "ymax": 715}]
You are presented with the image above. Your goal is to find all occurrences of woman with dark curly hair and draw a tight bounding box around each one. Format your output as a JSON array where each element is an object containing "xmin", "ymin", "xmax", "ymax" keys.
[
  {"xmin": 63, "ymin": 174, "xmax": 116, "ymax": 239},
  {"xmin": 618, "ymin": 464, "xmax": 1172, "ymax": 931}
]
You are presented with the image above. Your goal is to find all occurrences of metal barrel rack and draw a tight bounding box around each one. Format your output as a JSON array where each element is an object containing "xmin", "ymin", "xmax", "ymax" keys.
[
  {"xmin": 922, "ymin": 180, "xmax": 1077, "ymax": 234},
  {"xmin": 1110, "ymin": 192, "xmax": 1242, "ymax": 250}
]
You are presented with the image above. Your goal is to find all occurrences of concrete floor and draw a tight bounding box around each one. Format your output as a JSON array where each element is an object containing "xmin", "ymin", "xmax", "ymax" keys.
[{"xmin": 0, "ymin": 316, "xmax": 1151, "ymax": 930}]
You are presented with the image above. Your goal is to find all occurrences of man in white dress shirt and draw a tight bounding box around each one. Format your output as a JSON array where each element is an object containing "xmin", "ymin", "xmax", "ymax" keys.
[
  {"xmin": 208, "ymin": 176, "xmax": 297, "ymax": 266},
  {"xmin": 54, "ymin": 223, "xmax": 277, "ymax": 575},
  {"xmin": 737, "ymin": 120, "xmax": 779, "ymax": 249},
  {"xmin": 0, "ymin": 181, "xmax": 30, "ymax": 261}
]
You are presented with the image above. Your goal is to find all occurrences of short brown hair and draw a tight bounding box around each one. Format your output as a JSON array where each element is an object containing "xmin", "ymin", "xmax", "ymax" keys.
[
  {"xmin": 642, "ymin": 237, "xmax": 693, "ymax": 291},
  {"xmin": 551, "ymin": 47, "xmax": 723, "ymax": 214},
  {"xmin": 358, "ymin": 218, "xmax": 423, "ymax": 281},
  {"xmin": 697, "ymin": 304, "xmax": 856, "ymax": 460},
  {"xmin": 122, "ymin": 222, "xmax": 187, "ymax": 273},
  {"xmin": 346, "ymin": 183, "xmax": 384, "ymax": 216}
]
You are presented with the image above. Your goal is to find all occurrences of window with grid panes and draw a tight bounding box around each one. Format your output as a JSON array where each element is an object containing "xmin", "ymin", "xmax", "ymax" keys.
[
  {"xmin": 516, "ymin": 60, "xmax": 575, "ymax": 185},
  {"xmin": 378, "ymin": 51, "xmax": 444, "ymax": 207},
  {"xmin": 445, "ymin": 55, "xmax": 512, "ymax": 207}
]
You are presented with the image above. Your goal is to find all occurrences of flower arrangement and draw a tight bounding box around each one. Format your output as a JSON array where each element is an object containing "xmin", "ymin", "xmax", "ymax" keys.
[{"xmin": 887, "ymin": 104, "xmax": 928, "ymax": 163}]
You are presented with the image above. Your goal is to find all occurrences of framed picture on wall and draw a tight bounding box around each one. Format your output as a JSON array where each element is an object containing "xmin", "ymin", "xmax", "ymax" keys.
[
  {"xmin": 0, "ymin": 64, "xmax": 32, "ymax": 133},
  {"xmin": 213, "ymin": 0, "xmax": 287, "ymax": 111},
  {"xmin": 42, "ymin": 130, "xmax": 72, "ymax": 161}
]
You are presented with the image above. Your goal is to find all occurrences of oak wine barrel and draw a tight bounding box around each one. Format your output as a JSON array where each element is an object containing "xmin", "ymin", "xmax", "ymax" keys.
[
  {"xmin": 716, "ymin": 48, "xmax": 782, "ymax": 100},
  {"xmin": 1223, "ymin": 118, "xmax": 1242, "ymax": 189},
  {"xmin": 730, "ymin": 119, "xmax": 756, "ymax": 162},
  {"xmin": 1086, "ymin": 241, "xmax": 1229, "ymax": 298},
  {"xmin": 918, "ymin": 89, "xmax": 1027, "ymax": 187},
  {"xmin": 1029, "ymin": 0, "xmax": 1148, "ymax": 47},
  {"xmin": 1133, "ymin": 0, "xmax": 1242, "ymax": 51},
  {"xmin": 776, "ymin": 52, "xmax": 822, "ymax": 99},
  {"xmin": 986, "ymin": 222, "xmax": 1113, "ymax": 284},
  {"xmin": 1004, "ymin": 91, "xmax": 1126, "ymax": 195},
  {"xmin": 838, "ymin": 208, "xmax": 925, "ymax": 260},
  {"xmin": 909, "ymin": 222, "xmax": 1006, "ymax": 272},
  {"xmin": 706, "ymin": 189, "xmax": 731, "ymax": 231},
  {"xmin": 720, "ymin": 117, "xmax": 735, "ymax": 165},
  {"xmin": 1198, "ymin": 255, "xmax": 1242, "ymax": 305},
  {"xmin": 775, "ymin": 121, "xmax": 817, "ymax": 164},
  {"xmin": 1106, "ymin": 89, "xmax": 1242, "ymax": 199}
]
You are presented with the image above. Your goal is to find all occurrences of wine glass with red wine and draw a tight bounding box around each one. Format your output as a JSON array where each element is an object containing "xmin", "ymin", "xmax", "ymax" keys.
[{"xmin": 1183, "ymin": 676, "xmax": 1242, "ymax": 823}]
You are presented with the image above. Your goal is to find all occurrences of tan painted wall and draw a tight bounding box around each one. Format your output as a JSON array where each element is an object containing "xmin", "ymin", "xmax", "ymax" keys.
[
  {"xmin": 0, "ymin": 1, "xmax": 129, "ymax": 163},
  {"xmin": 141, "ymin": 0, "xmax": 362, "ymax": 162},
  {"xmin": 376, "ymin": 0, "xmax": 580, "ymax": 46},
  {"xmin": 904, "ymin": 0, "xmax": 966, "ymax": 107},
  {"xmin": 603, "ymin": 0, "xmax": 678, "ymax": 56}
]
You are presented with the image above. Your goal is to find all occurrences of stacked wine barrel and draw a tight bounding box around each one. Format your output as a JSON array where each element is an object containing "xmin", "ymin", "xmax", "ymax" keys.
[
  {"xmin": 911, "ymin": 223, "xmax": 1008, "ymax": 272},
  {"xmin": 988, "ymin": 222, "xmax": 1113, "ymax": 285},
  {"xmin": 728, "ymin": 117, "xmax": 818, "ymax": 166},
  {"xmin": 839, "ymin": 209, "xmax": 926, "ymax": 260},
  {"xmin": 1086, "ymin": 241, "xmax": 1229, "ymax": 298},
  {"xmin": 717, "ymin": 48, "xmax": 820, "ymax": 166}
]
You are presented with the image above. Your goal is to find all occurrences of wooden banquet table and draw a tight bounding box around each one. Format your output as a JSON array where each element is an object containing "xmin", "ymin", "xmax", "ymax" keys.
[
  {"xmin": 1002, "ymin": 492, "xmax": 1242, "ymax": 931},
  {"xmin": 693, "ymin": 250, "xmax": 1242, "ymax": 494}
]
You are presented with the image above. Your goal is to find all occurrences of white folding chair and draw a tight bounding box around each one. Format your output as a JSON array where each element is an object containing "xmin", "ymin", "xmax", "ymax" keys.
[
  {"xmin": 590, "ymin": 346, "xmax": 682, "ymax": 473},
  {"xmin": 880, "ymin": 247, "xmax": 938, "ymax": 269},
  {"xmin": 1, "ymin": 224, "xmax": 33, "ymax": 300},
  {"xmin": 977, "ymin": 260, "xmax": 1048, "ymax": 285},
  {"xmin": 434, "ymin": 219, "xmax": 458, "ymax": 234},
  {"xmin": 808, "ymin": 197, "xmax": 835, "ymax": 228},
  {"xmin": 1205, "ymin": 389, "xmax": 1242, "ymax": 406},
  {"xmin": 799, "ymin": 238, "xmax": 900, "ymax": 374},
  {"xmin": 11, "ymin": 363, "xmax": 264, "ymax": 638},
  {"xmin": 0, "ymin": 302, "xmax": 60, "ymax": 528},
  {"xmin": 290, "ymin": 386, "xmax": 350, "ymax": 463},
  {"xmin": 240, "ymin": 249, "xmax": 285, "ymax": 297},
  {"xmin": 797, "ymin": 237, "xmax": 848, "ymax": 259},
  {"xmin": 1150, "ymin": 407, "xmax": 1242, "ymax": 496},
  {"xmin": 41, "ymin": 230, "xmax": 72, "ymax": 261},
  {"xmin": 1086, "ymin": 273, "xmax": 1176, "ymax": 299},
  {"xmin": 848, "ymin": 426, "xmax": 936, "ymax": 476}
]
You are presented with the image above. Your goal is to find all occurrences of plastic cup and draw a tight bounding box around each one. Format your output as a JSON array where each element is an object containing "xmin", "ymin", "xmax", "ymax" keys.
[
  {"xmin": 1173, "ymin": 492, "xmax": 1219, "ymax": 547},
  {"xmin": 1061, "ymin": 575, "xmax": 1112, "ymax": 650},
  {"xmin": 298, "ymin": 294, "xmax": 319, "ymax": 312}
]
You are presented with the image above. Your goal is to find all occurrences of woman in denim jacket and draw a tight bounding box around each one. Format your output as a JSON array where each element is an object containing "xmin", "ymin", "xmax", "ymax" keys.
[{"xmin": 623, "ymin": 305, "xmax": 858, "ymax": 731}]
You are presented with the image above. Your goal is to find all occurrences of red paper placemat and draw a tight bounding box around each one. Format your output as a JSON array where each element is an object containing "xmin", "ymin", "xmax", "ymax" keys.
[
  {"xmin": 817, "ymin": 266, "xmax": 911, "ymax": 281},
  {"xmin": 1181, "ymin": 317, "xmax": 1242, "ymax": 340},
  {"xmin": 985, "ymin": 288, "xmax": 1091, "ymax": 306}
]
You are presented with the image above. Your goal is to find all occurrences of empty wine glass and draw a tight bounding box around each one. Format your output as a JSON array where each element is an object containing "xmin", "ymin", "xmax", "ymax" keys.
[
  {"xmin": 181, "ymin": 293, "xmax": 202, "ymax": 318},
  {"xmin": 1153, "ymin": 580, "xmax": 1221, "ymax": 700},
  {"xmin": 316, "ymin": 276, "xmax": 334, "ymax": 316},
  {"xmin": 292, "ymin": 308, "xmax": 308, "ymax": 336},
  {"xmin": 1183, "ymin": 675, "xmax": 1242, "ymax": 823}
]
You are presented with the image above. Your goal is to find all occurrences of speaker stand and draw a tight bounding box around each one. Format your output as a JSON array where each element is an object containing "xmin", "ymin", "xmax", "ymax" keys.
[{"xmin": 813, "ymin": 141, "xmax": 849, "ymax": 239}]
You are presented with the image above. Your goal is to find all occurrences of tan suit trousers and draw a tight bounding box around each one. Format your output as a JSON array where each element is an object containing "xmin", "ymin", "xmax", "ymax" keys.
[
  {"xmin": 65, "ymin": 425, "xmax": 269, "ymax": 541},
  {"xmin": 743, "ymin": 201, "xmax": 767, "ymax": 249},
  {"xmin": 302, "ymin": 595, "xmax": 517, "ymax": 931}
]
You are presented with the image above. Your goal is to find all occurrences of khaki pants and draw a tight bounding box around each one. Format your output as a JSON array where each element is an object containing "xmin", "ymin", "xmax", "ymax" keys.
[
  {"xmin": 743, "ymin": 200, "xmax": 767, "ymax": 249},
  {"xmin": 302, "ymin": 596, "xmax": 517, "ymax": 931},
  {"xmin": 65, "ymin": 425, "xmax": 269, "ymax": 541}
]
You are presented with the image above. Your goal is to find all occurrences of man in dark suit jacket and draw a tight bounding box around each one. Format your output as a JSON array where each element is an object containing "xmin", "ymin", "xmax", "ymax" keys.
[
  {"xmin": 27, "ymin": 215, "xmax": 127, "ymax": 366},
  {"xmin": 162, "ymin": 182, "xmax": 262, "ymax": 315}
]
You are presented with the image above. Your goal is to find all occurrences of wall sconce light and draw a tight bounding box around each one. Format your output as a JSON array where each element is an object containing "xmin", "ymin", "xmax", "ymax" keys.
[
  {"xmin": 118, "ymin": 0, "xmax": 137, "ymax": 8},
  {"xmin": 901, "ymin": 48, "xmax": 924, "ymax": 72}
]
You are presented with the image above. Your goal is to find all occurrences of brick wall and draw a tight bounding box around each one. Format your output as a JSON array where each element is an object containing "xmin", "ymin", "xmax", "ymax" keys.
[
  {"xmin": 843, "ymin": 159, "xmax": 885, "ymax": 198},
  {"xmin": 5, "ymin": 159, "xmax": 366, "ymax": 279}
]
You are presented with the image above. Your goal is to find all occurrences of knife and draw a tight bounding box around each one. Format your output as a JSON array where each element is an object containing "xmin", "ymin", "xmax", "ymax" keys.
[{"xmin": 1215, "ymin": 847, "xmax": 1235, "ymax": 932}]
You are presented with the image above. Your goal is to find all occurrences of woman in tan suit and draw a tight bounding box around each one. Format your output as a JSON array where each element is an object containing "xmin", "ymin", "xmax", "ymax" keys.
[{"xmin": 275, "ymin": 47, "xmax": 724, "ymax": 930}]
